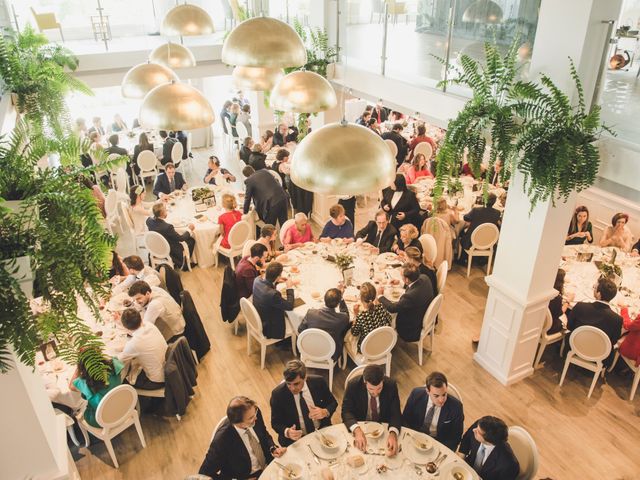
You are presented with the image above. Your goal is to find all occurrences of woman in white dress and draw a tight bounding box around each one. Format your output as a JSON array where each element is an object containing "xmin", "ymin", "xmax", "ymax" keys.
[{"xmin": 128, "ymin": 185, "xmax": 151, "ymax": 234}]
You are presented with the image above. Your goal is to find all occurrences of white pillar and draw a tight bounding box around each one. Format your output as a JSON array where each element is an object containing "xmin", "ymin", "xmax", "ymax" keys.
[
  {"xmin": 474, "ymin": 0, "xmax": 623, "ymax": 384},
  {"xmin": 246, "ymin": 91, "xmax": 275, "ymax": 142}
]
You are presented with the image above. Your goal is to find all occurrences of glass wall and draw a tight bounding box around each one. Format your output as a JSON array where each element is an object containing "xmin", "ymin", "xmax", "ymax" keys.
[{"xmin": 343, "ymin": 0, "xmax": 385, "ymax": 74}]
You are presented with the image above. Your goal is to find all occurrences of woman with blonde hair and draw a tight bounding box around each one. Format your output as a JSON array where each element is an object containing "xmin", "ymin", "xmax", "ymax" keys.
[
  {"xmin": 283, "ymin": 212, "xmax": 314, "ymax": 251},
  {"xmin": 218, "ymin": 193, "xmax": 242, "ymax": 249},
  {"xmin": 349, "ymin": 282, "xmax": 392, "ymax": 352},
  {"xmin": 393, "ymin": 223, "xmax": 422, "ymax": 253}
]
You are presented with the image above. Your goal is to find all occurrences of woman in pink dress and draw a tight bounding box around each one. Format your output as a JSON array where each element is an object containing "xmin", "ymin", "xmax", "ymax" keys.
[
  {"xmin": 218, "ymin": 193, "xmax": 242, "ymax": 249},
  {"xmin": 405, "ymin": 153, "xmax": 432, "ymax": 184},
  {"xmin": 283, "ymin": 213, "xmax": 314, "ymax": 251}
]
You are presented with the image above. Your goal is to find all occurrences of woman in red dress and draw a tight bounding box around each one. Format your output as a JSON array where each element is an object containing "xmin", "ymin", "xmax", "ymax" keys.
[{"xmin": 218, "ymin": 193, "xmax": 242, "ymax": 249}]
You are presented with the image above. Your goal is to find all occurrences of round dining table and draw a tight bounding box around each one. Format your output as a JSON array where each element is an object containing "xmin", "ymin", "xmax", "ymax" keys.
[{"xmin": 258, "ymin": 422, "xmax": 478, "ymax": 480}]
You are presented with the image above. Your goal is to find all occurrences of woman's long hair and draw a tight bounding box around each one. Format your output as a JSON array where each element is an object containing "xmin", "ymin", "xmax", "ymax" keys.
[
  {"xmin": 138, "ymin": 132, "xmax": 151, "ymax": 150},
  {"xmin": 568, "ymin": 206, "xmax": 589, "ymax": 233}
]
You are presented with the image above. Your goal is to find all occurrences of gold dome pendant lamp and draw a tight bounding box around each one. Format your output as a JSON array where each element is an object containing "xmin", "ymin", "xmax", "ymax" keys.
[
  {"xmin": 139, "ymin": 81, "xmax": 214, "ymax": 131},
  {"xmin": 269, "ymin": 70, "xmax": 337, "ymax": 113},
  {"xmin": 291, "ymin": 122, "xmax": 396, "ymax": 195},
  {"xmin": 121, "ymin": 62, "xmax": 179, "ymax": 99},
  {"xmin": 222, "ymin": 17, "xmax": 307, "ymax": 68},
  {"xmin": 149, "ymin": 42, "xmax": 196, "ymax": 69},
  {"xmin": 161, "ymin": 3, "xmax": 214, "ymax": 36},
  {"xmin": 232, "ymin": 66, "xmax": 284, "ymax": 92}
]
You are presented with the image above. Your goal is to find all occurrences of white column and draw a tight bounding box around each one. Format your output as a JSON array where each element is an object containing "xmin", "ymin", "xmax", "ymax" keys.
[
  {"xmin": 474, "ymin": 0, "xmax": 623, "ymax": 384},
  {"xmin": 246, "ymin": 91, "xmax": 275, "ymax": 142}
]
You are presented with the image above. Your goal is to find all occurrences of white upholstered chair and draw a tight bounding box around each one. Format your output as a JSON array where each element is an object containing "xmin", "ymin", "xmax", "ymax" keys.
[
  {"xmin": 144, "ymin": 231, "xmax": 174, "ymax": 268},
  {"xmin": 418, "ymin": 233, "xmax": 437, "ymax": 265},
  {"xmin": 344, "ymin": 326, "xmax": 397, "ymax": 376},
  {"xmin": 297, "ymin": 328, "xmax": 337, "ymax": 391},
  {"xmin": 215, "ymin": 220, "xmax": 251, "ymax": 268},
  {"xmin": 436, "ymin": 260, "xmax": 448, "ymax": 294},
  {"xmin": 508, "ymin": 426, "xmax": 539, "ymax": 480},
  {"xmin": 413, "ymin": 141, "xmax": 433, "ymax": 160},
  {"xmin": 608, "ymin": 350, "xmax": 640, "ymax": 401},
  {"xmin": 463, "ymin": 222, "xmax": 500, "ymax": 277},
  {"xmin": 344, "ymin": 364, "xmax": 368, "ymax": 390},
  {"xmin": 137, "ymin": 150, "xmax": 159, "ymax": 185},
  {"xmin": 533, "ymin": 308, "xmax": 567, "ymax": 368},
  {"xmin": 447, "ymin": 382, "xmax": 463, "ymax": 403},
  {"xmin": 279, "ymin": 218, "xmax": 296, "ymax": 245},
  {"xmin": 413, "ymin": 294, "xmax": 443, "ymax": 365}
]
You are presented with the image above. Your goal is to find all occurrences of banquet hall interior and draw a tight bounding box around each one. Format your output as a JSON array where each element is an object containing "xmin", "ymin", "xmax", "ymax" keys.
[{"xmin": 1, "ymin": 1, "xmax": 639, "ymax": 480}]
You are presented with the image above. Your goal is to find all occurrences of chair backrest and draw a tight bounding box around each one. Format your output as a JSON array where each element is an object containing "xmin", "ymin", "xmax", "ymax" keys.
[
  {"xmin": 31, "ymin": 8, "xmax": 58, "ymax": 29},
  {"xmin": 239, "ymin": 297, "xmax": 263, "ymax": 335},
  {"xmin": 210, "ymin": 415, "xmax": 228, "ymax": 441},
  {"xmin": 268, "ymin": 169, "xmax": 283, "ymax": 186},
  {"xmin": 279, "ymin": 218, "xmax": 296, "ymax": 244},
  {"xmin": 236, "ymin": 120, "xmax": 249, "ymax": 139},
  {"xmin": 227, "ymin": 220, "xmax": 252, "ymax": 250},
  {"xmin": 413, "ymin": 141, "xmax": 433, "ymax": 159},
  {"xmin": 540, "ymin": 309, "xmax": 553, "ymax": 339},
  {"xmin": 421, "ymin": 294, "xmax": 443, "ymax": 336},
  {"xmin": 436, "ymin": 261, "xmax": 448, "ymax": 293},
  {"xmin": 117, "ymin": 201, "xmax": 135, "ymax": 233},
  {"xmin": 94, "ymin": 384, "xmax": 138, "ymax": 428},
  {"xmin": 569, "ymin": 326, "xmax": 612, "ymax": 362},
  {"xmin": 105, "ymin": 189, "xmax": 120, "ymax": 218},
  {"xmin": 242, "ymin": 239, "xmax": 258, "ymax": 258},
  {"xmin": 114, "ymin": 167, "xmax": 129, "ymax": 193},
  {"xmin": 171, "ymin": 141, "xmax": 184, "ymax": 163},
  {"xmin": 145, "ymin": 231, "xmax": 171, "ymax": 258},
  {"xmin": 470, "ymin": 223, "xmax": 500, "ymax": 250},
  {"xmin": 384, "ymin": 139, "xmax": 398, "ymax": 158},
  {"xmin": 297, "ymin": 328, "xmax": 336, "ymax": 362},
  {"xmin": 138, "ymin": 150, "xmax": 158, "ymax": 171},
  {"xmin": 361, "ymin": 326, "xmax": 397, "ymax": 360},
  {"xmin": 107, "ymin": 153, "xmax": 122, "ymax": 171},
  {"xmin": 447, "ymin": 382, "xmax": 463, "ymax": 404},
  {"xmin": 508, "ymin": 426, "xmax": 539, "ymax": 480},
  {"xmin": 344, "ymin": 364, "xmax": 368, "ymax": 389},
  {"xmin": 418, "ymin": 233, "xmax": 437, "ymax": 264}
]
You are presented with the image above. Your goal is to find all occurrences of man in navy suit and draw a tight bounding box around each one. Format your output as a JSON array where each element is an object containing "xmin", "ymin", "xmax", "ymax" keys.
[
  {"xmin": 402, "ymin": 371, "xmax": 464, "ymax": 451},
  {"xmin": 459, "ymin": 416, "xmax": 520, "ymax": 480},
  {"xmin": 252, "ymin": 262, "xmax": 294, "ymax": 339},
  {"xmin": 152, "ymin": 162, "xmax": 187, "ymax": 198},
  {"xmin": 146, "ymin": 202, "xmax": 195, "ymax": 270}
]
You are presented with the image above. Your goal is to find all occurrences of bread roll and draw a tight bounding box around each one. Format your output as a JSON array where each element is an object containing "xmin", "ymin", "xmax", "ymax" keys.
[{"xmin": 347, "ymin": 455, "xmax": 365, "ymax": 468}]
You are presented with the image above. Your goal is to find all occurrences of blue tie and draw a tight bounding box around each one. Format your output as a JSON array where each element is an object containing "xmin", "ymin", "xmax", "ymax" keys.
[{"xmin": 473, "ymin": 444, "xmax": 486, "ymax": 471}]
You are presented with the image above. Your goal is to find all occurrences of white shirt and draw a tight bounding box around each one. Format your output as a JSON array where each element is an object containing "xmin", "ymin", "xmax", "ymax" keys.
[
  {"xmin": 113, "ymin": 267, "xmax": 160, "ymax": 295},
  {"xmin": 292, "ymin": 382, "xmax": 318, "ymax": 435},
  {"xmin": 424, "ymin": 398, "xmax": 441, "ymax": 436},
  {"xmin": 234, "ymin": 425, "xmax": 262, "ymax": 473},
  {"xmin": 348, "ymin": 392, "xmax": 399, "ymax": 436},
  {"xmin": 142, "ymin": 287, "xmax": 185, "ymax": 340},
  {"xmin": 118, "ymin": 322, "xmax": 167, "ymax": 383},
  {"xmin": 390, "ymin": 191, "xmax": 403, "ymax": 208},
  {"xmin": 477, "ymin": 443, "xmax": 495, "ymax": 467}
]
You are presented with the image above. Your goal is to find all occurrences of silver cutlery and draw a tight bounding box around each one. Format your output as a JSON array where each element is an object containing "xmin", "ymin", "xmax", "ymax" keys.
[
  {"xmin": 307, "ymin": 445, "xmax": 320, "ymax": 465},
  {"xmin": 273, "ymin": 461, "xmax": 294, "ymax": 477}
]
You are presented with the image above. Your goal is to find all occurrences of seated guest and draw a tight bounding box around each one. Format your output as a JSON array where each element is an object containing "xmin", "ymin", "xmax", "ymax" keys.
[
  {"xmin": 218, "ymin": 194, "xmax": 242, "ymax": 249},
  {"xmin": 393, "ymin": 224, "xmax": 422, "ymax": 254},
  {"xmin": 129, "ymin": 280, "xmax": 186, "ymax": 342},
  {"xmin": 349, "ymin": 282, "xmax": 391, "ymax": 352},
  {"xmin": 220, "ymin": 100, "xmax": 232, "ymax": 135},
  {"xmin": 599, "ymin": 212, "xmax": 634, "ymax": 252},
  {"xmin": 240, "ymin": 136, "xmax": 253, "ymax": 163},
  {"xmin": 133, "ymin": 133, "xmax": 154, "ymax": 167},
  {"xmin": 261, "ymin": 129, "xmax": 274, "ymax": 152},
  {"xmin": 272, "ymin": 123, "xmax": 289, "ymax": 147},
  {"xmin": 239, "ymin": 103, "xmax": 252, "ymax": 136},
  {"xmin": 270, "ymin": 148, "xmax": 290, "ymax": 187},
  {"xmin": 619, "ymin": 304, "xmax": 640, "ymax": 368},
  {"xmin": 403, "ymin": 246, "xmax": 438, "ymax": 294},
  {"xmin": 342, "ymin": 364, "xmax": 401, "ymax": 455},
  {"xmin": 112, "ymin": 255, "xmax": 161, "ymax": 294},
  {"xmin": 109, "ymin": 251, "xmax": 128, "ymax": 279},
  {"xmin": 283, "ymin": 213, "xmax": 314, "ymax": 251},
  {"xmin": 105, "ymin": 134, "xmax": 129, "ymax": 157},
  {"xmin": 567, "ymin": 277, "xmax": 623, "ymax": 367},
  {"xmin": 367, "ymin": 117, "xmax": 382, "ymax": 136},
  {"xmin": 547, "ymin": 268, "xmax": 572, "ymax": 335},
  {"xmin": 152, "ymin": 162, "xmax": 187, "ymax": 198},
  {"xmin": 256, "ymin": 224, "xmax": 277, "ymax": 261},
  {"xmin": 373, "ymin": 102, "xmax": 388, "ymax": 123},
  {"xmin": 236, "ymin": 243, "xmax": 268, "ymax": 299},
  {"xmin": 319, "ymin": 204, "xmax": 354, "ymax": 242},
  {"xmin": 270, "ymin": 360, "xmax": 338, "ymax": 446},
  {"xmin": 242, "ymin": 166, "xmax": 289, "ymax": 228},
  {"xmin": 405, "ymin": 153, "xmax": 432, "ymax": 184},
  {"xmin": 252, "ymin": 262, "xmax": 294, "ymax": 339},
  {"xmin": 87, "ymin": 116, "xmax": 105, "ymax": 136},
  {"xmin": 409, "ymin": 124, "xmax": 437, "ymax": 160},
  {"xmin": 402, "ymin": 371, "xmax": 464, "ymax": 451},
  {"xmin": 459, "ymin": 192, "xmax": 501, "ymax": 252},
  {"xmin": 118, "ymin": 308, "xmax": 167, "ymax": 389},
  {"xmin": 111, "ymin": 114, "xmax": 128, "ymax": 132},
  {"xmin": 229, "ymin": 102, "xmax": 241, "ymax": 137},
  {"xmin": 128, "ymin": 185, "xmax": 151, "ymax": 234},
  {"xmin": 298, "ymin": 287, "xmax": 350, "ymax": 361},
  {"xmin": 204, "ymin": 155, "xmax": 236, "ymax": 186},
  {"xmin": 69, "ymin": 349, "xmax": 124, "ymax": 427},
  {"xmin": 159, "ymin": 130, "xmax": 178, "ymax": 165},
  {"xmin": 146, "ymin": 203, "xmax": 196, "ymax": 270},
  {"xmin": 433, "ymin": 197, "xmax": 461, "ymax": 240},
  {"xmin": 566, "ymin": 206, "xmax": 593, "ymax": 245},
  {"xmin": 199, "ymin": 396, "xmax": 286, "ymax": 479},
  {"xmin": 356, "ymin": 110, "xmax": 371, "ymax": 126},
  {"xmin": 379, "ymin": 264, "xmax": 434, "ymax": 342},
  {"xmin": 459, "ymin": 416, "xmax": 520, "ymax": 480},
  {"xmin": 356, "ymin": 210, "xmax": 398, "ymax": 253},
  {"xmin": 381, "ymin": 123, "xmax": 408, "ymax": 166},
  {"xmin": 381, "ymin": 174, "xmax": 420, "ymax": 230}
]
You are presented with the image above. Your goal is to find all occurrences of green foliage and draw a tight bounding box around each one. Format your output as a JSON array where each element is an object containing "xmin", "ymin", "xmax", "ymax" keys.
[
  {"xmin": 0, "ymin": 25, "xmax": 92, "ymax": 137},
  {"xmin": 335, "ymin": 253, "xmax": 354, "ymax": 271}
]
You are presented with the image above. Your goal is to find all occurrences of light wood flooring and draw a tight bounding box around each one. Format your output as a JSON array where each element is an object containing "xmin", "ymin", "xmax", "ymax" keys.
[{"xmin": 75, "ymin": 148, "xmax": 640, "ymax": 480}]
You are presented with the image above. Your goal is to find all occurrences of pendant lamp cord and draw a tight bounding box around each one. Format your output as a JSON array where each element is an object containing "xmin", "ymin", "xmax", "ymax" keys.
[{"xmin": 338, "ymin": 0, "xmax": 347, "ymax": 125}]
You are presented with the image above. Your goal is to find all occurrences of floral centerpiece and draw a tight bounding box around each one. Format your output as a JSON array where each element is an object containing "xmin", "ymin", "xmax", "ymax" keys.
[
  {"xmin": 191, "ymin": 187, "xmax": 215, "ymax": 203},
  {"xmin": 598, "ymin": 249, "xmax": 623, "ymax": 286}
]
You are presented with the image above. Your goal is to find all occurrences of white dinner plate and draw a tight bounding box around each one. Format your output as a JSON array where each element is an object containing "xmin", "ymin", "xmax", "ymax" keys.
[
  {"xmin": 401, "ymin": 437, "xmax": 438, "ymax": 465},
  {"xmin": 358, "ymin": 421, "xmax": 385, "ymax": 439},
  {"xmin": 312, "ymin": 431, "xmax": 347, "ymax": 459},
  {"xmin": 377, "ymin": 252, "xmax": 400, "ymax": 265},
  {"xmin": 440, "ymin": 460, "xmax": 475, "ymax": 479}
]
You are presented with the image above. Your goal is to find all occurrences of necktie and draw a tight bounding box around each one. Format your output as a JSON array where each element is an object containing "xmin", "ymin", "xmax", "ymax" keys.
[
  {"xmin": 298, "ymin": 395, "xmax": 315, "ymax": 434},
  {"xmin": 169, "ymin": 177, "xmax": 175, "ymax": 192},
  {"xmin": 245, "ymin": 429, "xmax": 266, "ymax": 470},
  {"xmin": 369, "ymin": 396, "xmax": 379, "ymax": 422},
  {"xmin": 422, "ymin": 404, "xmax": 435, "ymax": 435},
  {"xmin": 473, "ymin": 444, "xmax": 486, "ymax": 471},
  {"xmin": 374, "ymin": 230, "xmax": 382, "ymax": 248}
]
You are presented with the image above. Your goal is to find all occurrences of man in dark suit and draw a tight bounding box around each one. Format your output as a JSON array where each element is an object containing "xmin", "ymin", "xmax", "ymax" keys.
[
  {"xmin": 270, "ymin": 360, "xmax": 338, "ymax": 447},
  {"xmin": 220, "ymin": 101, "xmax": 232, "ymax": 135},
  {"xmin": 105, "ymin": 134, "xmax": 129, "ymax": 157},
  {"xmin": 272, "ymin": 123, "xmax": 290, "ymax": 147},
  {"xmin": 356, "ymin": 210, "xmax": 398, "ymax": 253},
  {"xmin": 87, "ymin": 116, "xmax": 105, "ymax": 136},
  {"xmin": 460, "ymin": 192, "xmax": 502, "ymax": 251},
  {"xmin": 381, "ymin": 123, "xmax": 408, "ymax": 166},
  {"xmin": 402, "ymin": 371, "xmax": 464, "ymax": 451},
  {"xmin": 459, "ymin": 416, "xmax": 520, "ymax": 480},
  {"xmin": 242, "ymin": 166, "xmax": 288, "ymax": 228},
  {"xmin": 248, "ymin": 144, "xmax": 267, "ymax": 171},
  {"xmin": 199, "ymin": 396, "xmax": 286, "ymax": 479},
  {"xmin": 159, "ymin": 130, "xmax": 178, "ymax": 166},
  {"xmin": 252, "ymin": 262, "xmax": 294, "ymax": 339},
  {"xmin": 152, "ymin": 162, "xmax": 187, "ymax": 198},
  {"xmin": 379, "ymin": 264, "xmax": 434, "ymax": 342},
  {"xmin": 373, "ymin": 102, "xmax": 388, "ymax": 124},
  {"xmin": 298, "ymin": 287, "xmax": 350, "ymax": 362},
  {"xmin": 567, "ymin": 277, "xmax": 623, "ymax": 367},
  {"xmin": 341, "ymin": 364, "xmax": 402, "ymax": 455},
  {"xmin": 146, "ymin": 202, "xmax": 196, "ymax": 270},
  {"xmin": 240, "ymin": 137, "xmax": 254, "ymax": 164}
]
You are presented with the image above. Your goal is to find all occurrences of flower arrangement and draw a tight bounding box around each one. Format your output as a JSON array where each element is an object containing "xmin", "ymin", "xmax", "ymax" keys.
[
  {"xmin": 335, "ymin": 253, "xmax": 354, "ymax": 272},
  {"xmin": 192, "ymin": 187, "xmax": 215, "ymax": 203}
]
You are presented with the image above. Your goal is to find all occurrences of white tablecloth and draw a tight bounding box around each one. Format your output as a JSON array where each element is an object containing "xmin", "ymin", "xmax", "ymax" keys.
[{"xmin": 410, "ymin": 176, "xmax": 506, "ymax": 215}]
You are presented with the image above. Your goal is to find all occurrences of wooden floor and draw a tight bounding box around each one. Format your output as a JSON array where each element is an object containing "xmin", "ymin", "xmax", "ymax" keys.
[{"xmin": 75, "ymin": 148, "xmax": 639, "ymax": 479}]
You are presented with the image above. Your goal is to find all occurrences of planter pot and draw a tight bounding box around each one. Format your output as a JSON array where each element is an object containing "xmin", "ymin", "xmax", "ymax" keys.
[{"xmin": 2, "ymin": 255, "xmax": 34, "ymax": 298}]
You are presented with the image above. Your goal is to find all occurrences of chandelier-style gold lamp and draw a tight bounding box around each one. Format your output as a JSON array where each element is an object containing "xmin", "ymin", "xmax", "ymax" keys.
[
  {"xmin": 222, "ymin": 17, "xmax": 307, "ymax": 68},
  {"xmin": 121, "ymin": 62, "xmax": 179, "ymax": 99},
  {"xmin": 139, "ymin": 81, "xmax": 214, "ymax": 131},
  {"xmin": 161, "ymin": 4, "xmax": 214, "ymax": 36},
  {"xmin": 291, "ymin": 122, "xmax": 396, "ymax": 195},
  {"xmin": 270, "ymin": 71, "xmax": 337, "ymax": 113},
  {"xmin": 149, "ymin": 42, "xmax": 197, "ymax": 69},
  {"xmin": 232, "ymin": 66, "xmax": 283, "ymax": 92},
  {"xmin": 462, "ymin": 0, "xmax": 503, "ymax": 24}
]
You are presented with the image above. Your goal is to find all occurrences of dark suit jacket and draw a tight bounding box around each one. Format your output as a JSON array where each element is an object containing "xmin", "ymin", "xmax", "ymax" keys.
[
  {"xmin": 162, "ymin": 138, "xmax": 178, "ymax": 164},
  {"xmin": 380, "ymin": 275, "xmax": 434, "ymax": 342},
  {"xmin": 105, "ymin": 145, "xmax": 129, "ymax": 157},
  {"xmin": 146, "ymin": 216, "xmax": 192, "ymax": 265},
  {"xmin": 356, "ymin": 221, "xmax": 398, "ymax": 253},
  {"xmin": 272, "ymin": 131, "xmax": 286, "ymax": 147},
  {"xmin": 381, "ymin": 131, "xmax": 408, "ymax": 164},
  {"xmin": 270, "ymin": 374, "xmax": 338, "ymax": 446},
  {"xmin": 567, "ymin": 301, "xmax": 623, "ymax": 367},
  {"xmin": 373, "ymin": 107, "xmax": 388, "ymax": 123},
  {"xmin": 153, "ymin": 171, "xmax": 186, "ymax": 197},
  {"xmin": 380, "ymin": 188, "xmax": 421, "ymax": 229},
  {"xmin": 248, "ymin": 152, "xmax": 267, "ymax": 171},
  {"xmin": 243, "ymin": 170, "xmax": 288, "ymax": 221},
  {"xmin": 341, "ymin": 376, "xmax": 402, "ymax": 432},
  {"xmin": 461, "ymin": 206, "xmax": 502, "ymax": 249},
  {"xmin": 252, "ymin": 277, "xmax": 294, "ymax": 339},
  {"xmin": 298, "ymin": 303, "xmax": 350, "ymax": 361},
  {"xmin": 199, "ymin": 408, "xmax": 275, "ymax": 480},
  {"xmin": 459, "ymin": 421, "xmax": 520, "ymax": 480},
  {"xmin": 240, "ymin": 145, "xmax": 252, "ymax": 164},
  {"xmin": 220, "ymin": 110, "xmax": 231, "ymax": 134},
  {"xmin": 402, "ymin": 387, "xmax": 464, "ymax": 451}
]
